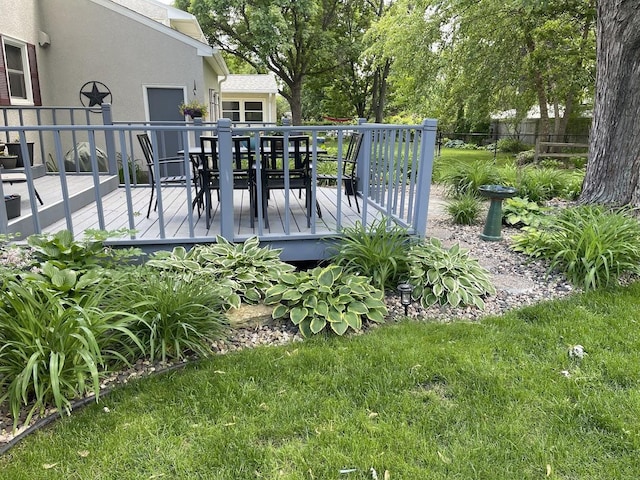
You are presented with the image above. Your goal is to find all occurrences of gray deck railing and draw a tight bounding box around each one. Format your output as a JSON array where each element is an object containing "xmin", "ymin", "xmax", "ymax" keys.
[{"xmin": 0, "ymin": 117, "xmax": 437, "ymax": 247}]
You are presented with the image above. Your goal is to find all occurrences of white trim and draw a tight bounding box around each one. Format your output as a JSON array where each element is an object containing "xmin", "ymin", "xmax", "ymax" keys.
[{"xmin": 1, "ymin": 36, "xmax": 34, "ymax": 105}]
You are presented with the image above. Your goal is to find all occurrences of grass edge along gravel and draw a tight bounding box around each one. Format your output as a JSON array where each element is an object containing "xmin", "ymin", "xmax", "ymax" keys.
[{"xmin": 2, "ymin": 284, "xmax": 640, "ymax": 479}]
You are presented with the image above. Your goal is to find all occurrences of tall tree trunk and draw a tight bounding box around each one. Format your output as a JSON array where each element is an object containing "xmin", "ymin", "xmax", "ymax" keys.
[
  {"xmin": 289, "ymin": 79, "xmax": 304, "ymax": 126},
  {"xmin": 580, "ymin": 0, "xmax": 640, "ymax": 205}
]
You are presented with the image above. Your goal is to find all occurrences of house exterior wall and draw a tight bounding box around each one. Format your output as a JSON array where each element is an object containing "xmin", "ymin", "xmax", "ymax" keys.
[
  {"xmin": 0, "ymin": 0, "xmax": 42, "ymax": 128},
  {"xmin": 38, "ymin": 0, "xmax": 212, "ymax": 122}
]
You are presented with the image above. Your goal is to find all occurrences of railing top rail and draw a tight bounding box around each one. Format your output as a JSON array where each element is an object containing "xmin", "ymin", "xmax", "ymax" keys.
[{"xmin": 0, "ymin": 122, "xmax": 433, "ymax": 134}]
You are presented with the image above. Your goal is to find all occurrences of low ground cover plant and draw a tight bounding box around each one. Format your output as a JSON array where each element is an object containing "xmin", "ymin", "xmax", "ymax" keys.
[
  {"xmin": 512, "ymin": 205, "xmax": 640, "ymax": 290},
  {"xmin": 408, "ymin": 238, "xmax": 495, "ymax": 309},
  {"xmin": 265, "ymin": 264, "xmax": 388, "ymax": 336}
]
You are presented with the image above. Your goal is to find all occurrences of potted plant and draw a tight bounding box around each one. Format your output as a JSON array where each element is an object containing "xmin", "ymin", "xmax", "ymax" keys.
[
  {"xmin": 0, "ymin": 143, "xmax": 18, "ymax": 169},
  {"xmin": 5, "ymin": 140, "xmax": 34, "ymax": 167},
  {"xmin": 179, "ymin": 99, "xmax": 208, "ymax": 119},
  {"xmin": 4, "ymin": 194, "xmax": 20, "ymax": 219}
]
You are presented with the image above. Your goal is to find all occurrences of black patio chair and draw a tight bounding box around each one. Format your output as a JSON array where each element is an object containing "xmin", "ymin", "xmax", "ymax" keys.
[
  {"xmin": 137, "ymin": 133, "xmax": 198, "ymax": 218},
  {"xmin": 257, "ymin": 135, "xmax": 318, "ymax": 228},
  {"xmin": 317, "ymin": 132, "xmax": 362, "ymax": 213},
  {"xmin": 198, "ymin": 135, "xmax": 255, "ymax": 229}
]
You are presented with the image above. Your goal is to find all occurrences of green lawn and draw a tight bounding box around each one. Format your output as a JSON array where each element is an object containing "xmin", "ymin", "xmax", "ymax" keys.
[{"xmin": 2, "ymin": 284, "xmax": 640, "ymax": 479}]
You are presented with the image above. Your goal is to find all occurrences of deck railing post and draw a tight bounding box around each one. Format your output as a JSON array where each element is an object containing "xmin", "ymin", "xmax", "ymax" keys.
[
  {"xmin": 413, "ymin": 119, "xmax": 438, "ymax": 237},
  {"xmin": 101, "ymin": 103, "xmax": 118, "ymax": 175},
  {"xmin": 217, "ymin": 118, "xmax": 234, "ymax": 240}
]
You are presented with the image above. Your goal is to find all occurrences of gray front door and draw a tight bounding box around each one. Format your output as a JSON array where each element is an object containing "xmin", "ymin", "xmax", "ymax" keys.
[{"xmin": 146, "ymin": 87, "xmax": 184, "ymax": 158}]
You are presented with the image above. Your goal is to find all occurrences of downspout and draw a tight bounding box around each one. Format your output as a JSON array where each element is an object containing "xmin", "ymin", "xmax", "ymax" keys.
[{"xmin": 217, "ymin": 74, "xmax": 227, "ymax": 121}]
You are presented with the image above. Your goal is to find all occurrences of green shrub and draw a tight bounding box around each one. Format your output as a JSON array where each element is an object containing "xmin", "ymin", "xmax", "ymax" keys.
[
  {"xmin": 445, "ymin": 191, "xmax": 483, "ymax": 225},
  {"xmin": 265, "ymin": 265, "xmax": 388, "ymax": 337},
  {"xmin": 511, "ymin": 206, "xmax": 640, "ymax": 290},
  {"xmin": 516, "ymin": 166, "xmax": 574, "ymax": 202},
  {"xmin": 124, "ymin": 269, "xmax": 228, "ymax": 363},
  {"xmin": 329, "ymin": 218, "xmax": 413, "ymax": 291},
  {"xmin": 408, "ymin": 238, "xmax": 496, "ymax": 309},
  {"xmin": 515, "ymin": 149, "xmax": 536, "ymax": 165},
  {"xmin": 0, "ymin": 278, "xmax": 142, "ymax": 428},
  {"xmin": 438, "ymin": 159, "xmax": 501, "ymax": 196},
  {"xmin": 497, "ymin": 138, "xmax": 530, "ymax": 153}
]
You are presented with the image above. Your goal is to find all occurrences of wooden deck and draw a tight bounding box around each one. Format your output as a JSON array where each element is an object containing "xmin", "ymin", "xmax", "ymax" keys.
[{"xmin": 41, "ymin": 183, "xmax": 375, "ymax": 240}]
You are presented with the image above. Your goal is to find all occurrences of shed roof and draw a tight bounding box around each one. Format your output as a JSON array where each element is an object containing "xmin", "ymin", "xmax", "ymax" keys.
[{"xmin": 221, "ymin": 75, "xmax": 279, "ymax": 94}]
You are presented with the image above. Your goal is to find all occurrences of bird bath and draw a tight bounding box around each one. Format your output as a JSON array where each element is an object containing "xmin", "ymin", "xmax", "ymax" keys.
[{"xmin": 478, "ymin": 185, "xmax": 517, "ymax": 241}]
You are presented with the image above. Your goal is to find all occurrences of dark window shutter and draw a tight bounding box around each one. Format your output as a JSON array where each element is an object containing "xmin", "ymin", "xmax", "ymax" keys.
[
  {"xmin": 0, "ymin": 35, "xmax": 10, "ymax": 106},
  {"xmin": 27, "ymin": 43, "xmax": 41, "ymax": 106}
]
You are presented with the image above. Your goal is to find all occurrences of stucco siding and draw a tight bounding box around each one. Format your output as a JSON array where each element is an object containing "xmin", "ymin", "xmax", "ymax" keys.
[{"xmin": 37, "ymin": 0, "xmax": 208, "ymax": 122}]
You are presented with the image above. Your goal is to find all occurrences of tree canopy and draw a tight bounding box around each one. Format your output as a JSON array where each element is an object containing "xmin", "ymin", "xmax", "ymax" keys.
[{"xmin": 176, "ymin": 0, "xmax": 353, "ymax": 125}]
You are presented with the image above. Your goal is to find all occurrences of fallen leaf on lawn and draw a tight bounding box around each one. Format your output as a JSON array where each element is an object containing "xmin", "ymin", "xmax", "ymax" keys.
[
  {"xmin": 78, "ymin": 450, "xmax": 90, "ymax": 458},
  {"xmin": 437, "ymin": 451, "xmax": 451, "ymax": 464},
  {"xmin": 368, "ymin": 411, "xmax": 379, "ymax": 418},
  {"xmin": 546, "ymin": 464, "xmax": 552, "ymax": 476},
  {"xmin": 384, "ymin": 470, "xmax": 390, "ymax": 480},
  {"xmin": 213, "ymin": 370, "xmax": 225, "ymax": 374},
  {"xmin": 43, "ymin": 463, "xmax": 58, "ymax": 469}
]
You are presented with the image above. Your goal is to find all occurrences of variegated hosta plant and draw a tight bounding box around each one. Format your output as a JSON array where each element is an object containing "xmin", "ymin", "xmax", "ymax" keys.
[
  {"xmin": 146, "ymin": 236, "xmax": 295, "ymax": 308},
  {"xmin": 264, "ymin": 265, "xmax": 388, "ymax": 337},
  {"xmin": 408, "ymin": 238, "xmax": 495, "ymax": 309}
]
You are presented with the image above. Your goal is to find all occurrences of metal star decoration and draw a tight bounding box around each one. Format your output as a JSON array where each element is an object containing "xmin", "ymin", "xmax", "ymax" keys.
[{"xmin": 79, "ymin": 81, "xmax": 112, "ymax": 108}]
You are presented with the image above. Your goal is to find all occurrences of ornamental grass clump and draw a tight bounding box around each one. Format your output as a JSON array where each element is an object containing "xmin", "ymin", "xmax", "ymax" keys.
[
  {"xmin": 265, "ymin": 264, "xmax": 388, "ymax": 337},
  {"xmin": 408, "ymin": 238, "xmax": 495, "ymax": 309},
  {"xmin": 0, "ymin": 277, "xmax": 142, "ymax": 429},
  {"xmin": 445, "ymin": 191, "xmax": 483, "ymax": 225},
  {"xmin": 329, "ymin": 218, "xmax": 413, "ymax": 291},
  {"xmin": 123, "ymin": 269, "xmax": 228, "ymax": 363},
  {"xmin": 437, "ymin": 159, "xmax": 500, "ymax": 196},
  {"xmin": 511, "ymin": 205, "xmax": 640, "ymax": 291}
]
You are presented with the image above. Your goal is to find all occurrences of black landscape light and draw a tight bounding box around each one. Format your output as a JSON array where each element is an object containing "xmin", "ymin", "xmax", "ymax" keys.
[{"xmin": 397, "ymin": 282, "xmax": 413, "ymax": 316}]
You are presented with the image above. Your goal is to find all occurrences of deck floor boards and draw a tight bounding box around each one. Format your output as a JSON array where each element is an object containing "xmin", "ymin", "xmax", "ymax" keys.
[{"xmin": 42, "ymin": 183, "xmax": 373, "ymax": 240}]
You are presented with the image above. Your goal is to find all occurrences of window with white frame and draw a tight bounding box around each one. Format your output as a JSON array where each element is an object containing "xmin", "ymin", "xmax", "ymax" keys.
[
  {"xmin": 222, "ymin": 100, "xmax": 265, "ymax": 123},
  {"xmin": 0, "ymin": 36, "xmax": 41, "ymax": 106},
  {"xmin": 244, "ymin": 101, "xmax": 264, "ymax": 122},
  {"xmin": 222, "ymin": 101, "xmax": 240, "ymax": 121}
]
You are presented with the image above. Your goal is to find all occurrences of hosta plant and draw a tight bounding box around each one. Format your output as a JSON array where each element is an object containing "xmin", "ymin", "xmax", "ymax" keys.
[
  {"xmin": 147, "ymin": 236, "xmax": 294, "ymax": 307},
  {"xmin": 511, "ymin": 205, "xmax": 640, "ymax": 291},
  {"xmin": 502, "ymin": 197, "xmax": 548, "ymax": 228},
  {"xmin": 408, "ymin": 238, "xmax": 496, "ymax": 309},
  {"xmin": 264, "ymin": 265, "xmax": 388, "ymax": 337}
]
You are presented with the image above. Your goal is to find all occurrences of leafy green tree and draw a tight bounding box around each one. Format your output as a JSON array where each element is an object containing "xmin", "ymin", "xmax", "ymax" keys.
[
  {"xmin": 176, "ymin": 0, "xmax": 347, "ymax": 125},
  {"xmin": 368, "ymin": 0, "xmax": 595, "ymax": 134}
]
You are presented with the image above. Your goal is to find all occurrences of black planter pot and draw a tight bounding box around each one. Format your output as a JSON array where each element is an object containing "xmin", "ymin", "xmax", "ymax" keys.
[
  {"xmin": 4, "ymin": 194, "xmax": 21, "ymax": 219},
  {"xmin": 6, "ymin": 142, "xmax": 34, "ymax": 168}
]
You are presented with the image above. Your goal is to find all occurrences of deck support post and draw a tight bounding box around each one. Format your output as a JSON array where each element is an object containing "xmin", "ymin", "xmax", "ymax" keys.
[
  {"xmin": 413, "ymin": 119, "xmax": 438, "ymax": 237},
  {"xmin": 217, "ymin": 118, "xmax": 235, "ymax": 240},
  {"xmin": 101, "ymin": 103, "xmax": 118, "ymax": 176}
]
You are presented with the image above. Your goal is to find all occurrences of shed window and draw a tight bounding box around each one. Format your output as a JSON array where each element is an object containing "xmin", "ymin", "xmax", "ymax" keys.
[
  {"xmin": 244, "ymin": 101, "xmax": 263, "ymax": 122},
  {"xmin": 222, "ymin": 101, "xmax": 240, "ymax": 121}
]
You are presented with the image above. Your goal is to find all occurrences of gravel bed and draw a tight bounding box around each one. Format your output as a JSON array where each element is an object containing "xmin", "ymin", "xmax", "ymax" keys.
[{"xmin": 0, "ymin": 206, "xmax": 579, "ymax": 448}]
